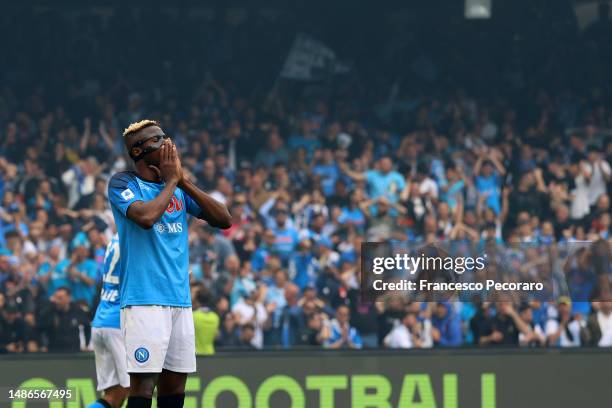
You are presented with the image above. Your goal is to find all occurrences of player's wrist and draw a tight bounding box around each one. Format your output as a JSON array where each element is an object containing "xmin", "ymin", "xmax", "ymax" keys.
[
  {"xmin": 166, "ymin": 177, "xmax": 180, "ymax": 187},
  {"xmin": 178, "ymin": 174, "xmax": 191, "ymax": 189}
]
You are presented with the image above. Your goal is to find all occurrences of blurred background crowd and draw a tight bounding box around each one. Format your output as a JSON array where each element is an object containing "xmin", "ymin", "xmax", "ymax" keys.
[{"xmin": 0, "ymin": 1, "xmax": 611, "ymax": 353}]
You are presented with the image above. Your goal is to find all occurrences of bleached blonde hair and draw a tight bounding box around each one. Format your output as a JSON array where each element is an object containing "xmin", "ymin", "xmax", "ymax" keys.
[{"xmin": 122, "ymin": 119, "xmax": 160, "ymax": 139}]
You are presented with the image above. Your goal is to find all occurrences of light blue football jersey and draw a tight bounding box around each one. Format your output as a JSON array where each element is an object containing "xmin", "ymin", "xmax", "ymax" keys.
[
  {"xmin": 92, "ymin": 234, "xmax": 121, "ymax": 328},
  {"xmin": 108, "ymin": 171, "xmax": 202, "ymax": 308}
]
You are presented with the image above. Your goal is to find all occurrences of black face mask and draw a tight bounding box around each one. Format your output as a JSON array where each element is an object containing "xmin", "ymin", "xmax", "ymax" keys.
[{"xmin": 130, "ymin": 134, "xmax": 167, "ymax": 161}]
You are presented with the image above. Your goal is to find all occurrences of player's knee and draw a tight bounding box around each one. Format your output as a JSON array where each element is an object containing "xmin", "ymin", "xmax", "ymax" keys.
[
  {"xmin": 129, "ymin": 374, "xmax": 156, "ymax": 398},
  {"xmin": 157, "ymin": 371, "xmax": 187, "ymax": 396}
]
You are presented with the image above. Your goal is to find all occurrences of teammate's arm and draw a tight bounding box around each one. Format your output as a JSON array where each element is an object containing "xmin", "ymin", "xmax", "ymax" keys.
[{"xmin": 126, "ymin": 141, "xmax": 182, "ymax": 229}]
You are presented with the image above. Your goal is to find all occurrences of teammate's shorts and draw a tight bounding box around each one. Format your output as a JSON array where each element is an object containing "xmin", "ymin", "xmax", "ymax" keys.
[
  {"xmin": 91, "ymin": 327, "xmax": 130, "ymax": 391},
  {"xmin": 120, "ymin": 306, "xmax": 196, "ymax": 373}
]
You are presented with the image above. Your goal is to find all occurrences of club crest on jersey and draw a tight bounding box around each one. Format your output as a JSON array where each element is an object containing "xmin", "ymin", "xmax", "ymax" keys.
[
  {"xmin": 134, "ymin": 347, "xmax": 149, "ymax": 363},
  {"xmin": 121, "ymin": 188, "xmax": 135, "ymax": 201},
  {"xmin": 166, "ymin": 195, "xmax": 183, "ymax": 213}
]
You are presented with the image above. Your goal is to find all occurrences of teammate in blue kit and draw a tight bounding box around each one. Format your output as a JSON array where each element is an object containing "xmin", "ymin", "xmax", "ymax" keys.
[
  {"xmin": 108, "ymin": 120, "xmax": 231, "ymax": 408},
  {"xmin": 88, "ymin": 234, "xmax": 129, "ymax": 408}
]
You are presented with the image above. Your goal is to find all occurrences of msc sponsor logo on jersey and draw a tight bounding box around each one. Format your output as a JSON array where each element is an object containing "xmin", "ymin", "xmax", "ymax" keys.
[
  {"xmin": 166, "ymin": 195, "xmax": 183, "ymax": 214},
  {"xmin": 154, "ymin": 222, "xmax": 184, "ymax": 234}
]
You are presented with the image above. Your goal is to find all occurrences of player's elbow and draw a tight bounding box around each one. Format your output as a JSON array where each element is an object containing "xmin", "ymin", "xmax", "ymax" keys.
[
  {"xmin": 127, "ymin": 205, "xmax": 157, "ymax": 230},
  {"xmin": 205, "ymin": 208, "xmax": 232, "ymax": 229},
  {"xmin": 220, "ymin": 213, "xmax": 233, "ymax": 229},
  {"xmin": 133, "ymin": 214, "xmax": 157, "ymax": 230},
  {"xmin": 138, "ymin": 220, "xmax": 155, "ymax": 230},
  {"xmin": 211, "ymin": 215, "xmax": 232, "ymax": 230}
]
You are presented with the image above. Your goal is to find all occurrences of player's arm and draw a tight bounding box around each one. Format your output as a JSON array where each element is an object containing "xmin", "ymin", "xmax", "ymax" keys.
[
  {"xmin": 179, "ymin": 176, "xmax": 232, "ymax": 229},
  {"xmin": 107, "ymin": 140, "xmax": 178, "ymax": 230},
  {"xmin": 126, "ymin": 142, "xmax": 182, "ymax": 229},
  {"xmin": 126, "ymin": 183, "xmax": 178, "ymax": 229}
]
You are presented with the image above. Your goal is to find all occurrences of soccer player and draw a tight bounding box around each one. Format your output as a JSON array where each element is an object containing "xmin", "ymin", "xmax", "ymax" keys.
[
  {"xmin": 108, "ymin": 120, "xmax": 231, "ymax": 408},
  {"xmin": 88, "ymin": 234, "xmax": 129, "ymax": 408}
]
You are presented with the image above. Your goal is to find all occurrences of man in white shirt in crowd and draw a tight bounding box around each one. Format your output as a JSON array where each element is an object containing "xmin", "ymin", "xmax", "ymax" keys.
[
  {"xmin": 231, "ymin": 284, "xmax": 270, "ymax": 349},
  {"xmin": 584, "ymin": 294, "xmax": 612, "ymax": 347},
  {"xmin": 384, "ymin": 310, "xmax": 433, "ymax": 349},
  {"xmin": 518, "ymin": 304, "xmax": 546, "ymax": 347},
  {"xmin": 584, "ymin": 145, "xmax": 611, "ymax": 206}
]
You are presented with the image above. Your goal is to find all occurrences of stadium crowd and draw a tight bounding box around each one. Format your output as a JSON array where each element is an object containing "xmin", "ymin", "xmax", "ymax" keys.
[
  {"xmin": 1, "ymin": 74, "xmax": 610, "ymax": 353},
  {"xmin": 1, "ymin": 7, "xmax": 612, "ymax": 354}
]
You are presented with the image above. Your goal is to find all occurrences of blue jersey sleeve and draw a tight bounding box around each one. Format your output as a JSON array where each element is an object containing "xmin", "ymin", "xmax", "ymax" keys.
[
  {"xmin": 108, "ymin": 172, "xmax": 143, "ymax": 216},
  {"xmin": 183, "ymin": 191, "xmax": 203, "ymax": 218}
]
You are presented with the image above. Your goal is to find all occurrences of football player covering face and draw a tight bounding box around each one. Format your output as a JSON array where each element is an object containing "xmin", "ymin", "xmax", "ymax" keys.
[{"xmin": 108, "ymin": 120, "xmax": 231, "ymax": 408}]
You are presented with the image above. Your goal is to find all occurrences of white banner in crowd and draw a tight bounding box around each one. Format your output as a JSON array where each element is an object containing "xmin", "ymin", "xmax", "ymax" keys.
[{"xmin": 280, "ymin": 33, "xmax": 349, "ymax": 80}]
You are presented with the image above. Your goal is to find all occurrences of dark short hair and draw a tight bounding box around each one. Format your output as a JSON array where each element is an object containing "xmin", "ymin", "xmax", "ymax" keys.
[
  {"xmin": 3, "ymin": 230, "xmax": 20, "ymax": 241},
  {"xmin": 336, "ymin": 304, "xmax": 350, "ymax": 313},
  {"xmin": 241, "ymin": 323, "xmax": 255, "ymax": 332},
  {"xmin": 196, "ymin": 287, "xmax": 213, "ymax": 307},
  {"xmin": 402, "ymin": 310, "xmax": 417, "ymax": 320},
  {"xmin": 587, "ymin": 144, "xmax": 600, "ymax": 153},
  {"xmin": 417, "ymin": 162, "xmax": 429, "ymax": 175}
]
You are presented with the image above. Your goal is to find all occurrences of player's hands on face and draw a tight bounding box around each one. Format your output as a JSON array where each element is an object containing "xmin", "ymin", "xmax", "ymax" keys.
[{"xmin": 152, "ymin": 139, "xmax": 183, "ymax": 185}]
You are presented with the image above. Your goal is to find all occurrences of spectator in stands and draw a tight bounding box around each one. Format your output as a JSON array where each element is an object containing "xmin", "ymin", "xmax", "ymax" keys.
[
  {"xmin": 192, "ymin": 224, "xmax": 237, "ymax": 271},
  {"xmin": 383, "ymin": 310, "xmax": 433, "ymax": 349},
  {"xmin": 473, "ymin": 148, "xmax": 506, "ymax": 215},
  {"xmin": 263, "ymin": 269, "xmax": 290, "ymax": 346},
  {"xmin": 269, "ymin": 204, "xmax": 299, "ymax": 265},
  {"xmin": 377, "ymin": 296, "xmax": 406, "ymax": 344},
  {"xmin": 488, "ymin": 299, "xmax": 533, "ymax": 347},
  {"xmin": 66, "ymin": 242, "xmax": 98, "ymax": 307},
  {"xmin": 45, "ymin": 287, "xmax": 89, "ymax": 352},
  {"xmin": 231, "ymin": 284, "xmax": 269, "ymax": 349},
  {"xmin": 290, "ymin": 298, "xmax": 330, "ymax": 346},
  {"xmin": 192, "ymin": 286, "xmax": 220, "ymax": 356},
  {"xmin": 341, "ymin": 156, "xmax": 406, "ymax": 204},
  {"xmin": 546, "ymin": 297, "xmax": 583, "ymax": 347},
  {"xmin": 324, "ymin": 305, "xmax": 362, "ymax": 349},
  {"xmin": 585, "ymin": 146, "xmax": 611, "ymax": 206},
  {"xmin": 1, "ymin": 13, "xmax": 611, "ymax": 353},
  {"xmin": 217, "ymin": 312, "xmax": 241, "ymax": 349},
  {"xmin": 350, "ymin": 300, "xmax": 379, "ymax": 349},
  {"xmin": 431, "ymin": 302, "xmax": 463, "ymax": 347},
  {"xmin": 518, "ymin": 303, "xmax": 547, "ymax": 347},
  {"xmin": 236, "ymin": 323, "xmax": 258, "ymax": 350},
  {"xmin": 583, "ymin": 294, "xmax": 612, "ymax": 347},
  {"xmin": 0, "ymin": 299, "xmax": 34, "ymax": 353},
  {"xmin": 230, "ymin": 259, "xmax": 256, "ymax": 307}
]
